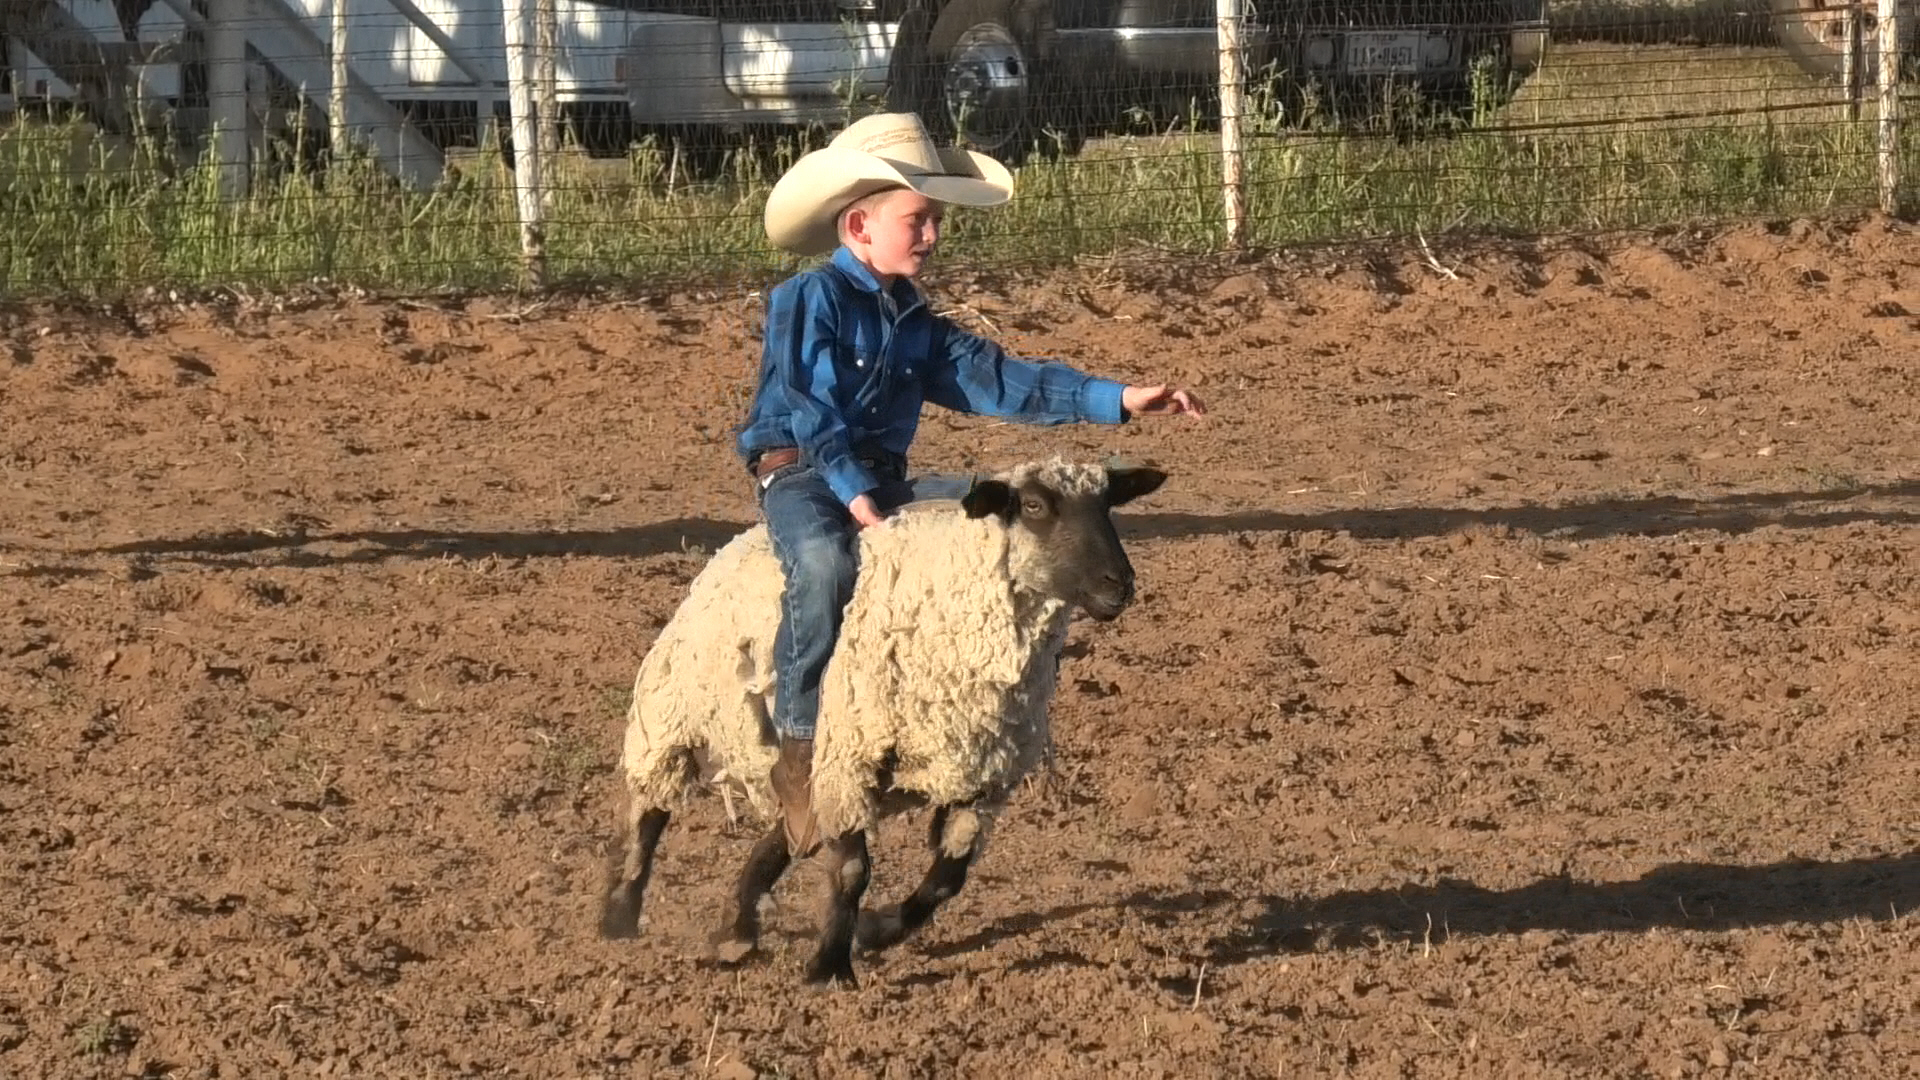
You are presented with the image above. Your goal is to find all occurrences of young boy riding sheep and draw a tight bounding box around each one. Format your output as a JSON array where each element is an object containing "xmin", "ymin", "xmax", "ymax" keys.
[{"xmin": 734, "ymin": 111, "xmax": 1208, "ymax": 858}]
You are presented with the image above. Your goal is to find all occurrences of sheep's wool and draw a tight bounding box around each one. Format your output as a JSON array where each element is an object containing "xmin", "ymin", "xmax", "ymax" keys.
[
  {"xmin": 617, "ymin": 522, "xmax": 789, "ymax": 820},
  {"xmin": 810, "ymin": 501, "xmax": 1072, "ymax": 839},
  {"xmin": 619, "ymin": 458, "xmax": 1103, "ymax": 840},
  {"xmin": 1000, "ymin": 457, "xmax": 1113, "ymax": 499}
]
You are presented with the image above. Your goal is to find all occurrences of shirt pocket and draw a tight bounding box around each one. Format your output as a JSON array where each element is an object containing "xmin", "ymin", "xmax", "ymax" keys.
[{"xmin": 836, "ymin": 329, "xmax": 887, "ymax": 413}]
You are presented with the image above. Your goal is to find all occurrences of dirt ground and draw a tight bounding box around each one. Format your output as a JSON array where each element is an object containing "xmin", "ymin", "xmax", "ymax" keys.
[{"xmin": 3, "ymin": 212, "xmax": 1918, "ymax": 1080}]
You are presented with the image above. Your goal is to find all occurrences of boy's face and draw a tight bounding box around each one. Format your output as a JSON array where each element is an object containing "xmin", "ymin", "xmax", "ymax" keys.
[{"xmin": 845, "ymin": 188, "xmax": 944, "ymax": 281}]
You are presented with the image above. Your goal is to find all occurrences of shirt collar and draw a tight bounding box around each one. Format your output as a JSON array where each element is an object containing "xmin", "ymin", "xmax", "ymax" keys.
[{"xmin": 830, "ymin": 245, "xmax": 925, "ymax": 315}]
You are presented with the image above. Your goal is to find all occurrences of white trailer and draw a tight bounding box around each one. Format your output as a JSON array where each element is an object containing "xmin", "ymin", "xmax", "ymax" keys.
[
  {"xmin": 2, "ymin": 0, "xmax": 192, "ymax": 128},
  {"xmin": 5, "ymin": 0, "xmax": 1011, "ymax": 166},
  {"xmin": 278, "ymin": 0, "xmax": 903, "ymax": 153}
]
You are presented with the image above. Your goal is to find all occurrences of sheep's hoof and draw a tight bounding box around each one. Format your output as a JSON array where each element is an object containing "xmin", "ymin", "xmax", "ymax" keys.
[
  {"xmin": 804, "ymin": 955, "xmax": 859, "ymax": 990},
  {"xmin": 854, "ymin": 906, "xmax": 908, "ymax": 953},
  {"xmin": 598, "ymin": 893, "xmax": 645, "ymax": 940},
  {"xmin": 708, "ymin": 934, "xmax": 759, "ymax": 966}
]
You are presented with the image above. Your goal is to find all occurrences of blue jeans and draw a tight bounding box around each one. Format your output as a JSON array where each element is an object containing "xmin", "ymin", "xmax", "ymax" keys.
[{"xmin": 757, "ymin": 460, "xmax": 976, "ymax": 741}]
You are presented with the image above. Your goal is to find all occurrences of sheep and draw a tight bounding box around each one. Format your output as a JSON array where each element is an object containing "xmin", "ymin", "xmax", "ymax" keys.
[{"xmin": 598, "ymin": 456, "xmax": 1168, "ymax": 987}]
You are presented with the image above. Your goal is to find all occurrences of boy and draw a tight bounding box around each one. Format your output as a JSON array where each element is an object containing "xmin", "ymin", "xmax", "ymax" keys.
[{"xmin": 736, "ymin": 112, "xmax": 1205, "ymax": 855}]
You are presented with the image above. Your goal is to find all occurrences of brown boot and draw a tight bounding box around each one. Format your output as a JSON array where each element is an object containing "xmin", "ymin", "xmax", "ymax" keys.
[{"xmin": 768, "ymin": 736, "xmax": 821, "ymax": 858}]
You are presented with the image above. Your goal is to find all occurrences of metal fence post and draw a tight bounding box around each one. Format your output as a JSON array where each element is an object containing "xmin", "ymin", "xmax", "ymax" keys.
[
  {"xmin": 1216, "ymin": 0, "xmax": 1248, "ymax": 250},
  {"xmin": 1878, "ymin": 0, "xmax": 1901, "ymax": 214},
  {"xmin": 536, "ymin": 0, "xmax": 560, "ymax": 187},
  {"xmin": 207, "ymin": 0, "xmax": 251, "ymax": 198},
  {"xmin": 504, "ymin": 0, "xmax": 548, "ymax": 288},
  {"xmin": 1844, "ymin": 3, "xmax": 1862, "ymax": 121},
  {"xmin": 331, "ymin": 0, "xmax": 350, "ymax": 154}
]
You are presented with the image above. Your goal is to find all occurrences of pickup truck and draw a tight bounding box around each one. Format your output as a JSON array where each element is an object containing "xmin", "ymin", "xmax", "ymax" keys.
[
  {"xmin": 3, "ymin": 0, "xmax": 1549, "ymax": 172},
  {"xmin": 620, "ymin": 0, "xmax": 1552, "ymax": 161}
]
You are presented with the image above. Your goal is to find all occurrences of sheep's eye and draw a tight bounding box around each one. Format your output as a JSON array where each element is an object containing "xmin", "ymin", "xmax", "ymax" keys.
[{"xmin": 1021, "ymin": 498, "xmax": 1046, "ymax": 516}]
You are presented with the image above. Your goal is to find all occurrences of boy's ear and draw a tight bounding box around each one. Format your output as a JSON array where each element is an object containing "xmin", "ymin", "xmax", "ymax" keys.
[
  {"xmin": 962, "ymin": 479, "xmax": 1017, "ymax": 520},
  {"xmin": 838, "ymin": 197, "xmax": 873, "ymax": 245},
  {"xmin": 1104, "ymin": 464, "xmax": 1169, "ymax": 507}
]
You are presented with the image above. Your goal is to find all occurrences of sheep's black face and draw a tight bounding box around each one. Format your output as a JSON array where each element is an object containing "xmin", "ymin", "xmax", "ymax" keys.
[{"xmin": 961, "ymin": 464, "xmax": 1168, "ymax": 620}]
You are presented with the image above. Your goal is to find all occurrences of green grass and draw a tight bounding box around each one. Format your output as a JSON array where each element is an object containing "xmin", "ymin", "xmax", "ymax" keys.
[{"xmin": 0, "ymin": 43, "xmax": 1907, "ymax": 298}]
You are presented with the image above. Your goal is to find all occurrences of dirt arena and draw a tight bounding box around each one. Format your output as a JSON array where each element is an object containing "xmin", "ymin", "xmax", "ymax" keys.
[{"xmin": 3, "ymin": 213, "xmax": 1917, "ymax": 1079}]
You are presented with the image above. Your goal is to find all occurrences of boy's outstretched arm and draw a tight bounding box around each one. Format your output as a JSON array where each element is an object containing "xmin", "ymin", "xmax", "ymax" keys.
[{"xmin": 924, "ymin": 318, "xmax": 1205, "ymax": 424}]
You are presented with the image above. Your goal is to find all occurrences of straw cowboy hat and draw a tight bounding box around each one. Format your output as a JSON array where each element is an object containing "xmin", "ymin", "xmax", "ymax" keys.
[{"xmin": 763, "ymin": 112, "xmax": 1015, "ymax": 256}]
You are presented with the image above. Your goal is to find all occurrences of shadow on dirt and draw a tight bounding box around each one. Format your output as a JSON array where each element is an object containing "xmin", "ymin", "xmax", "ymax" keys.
[
  {"xmin": 44, "ymin": 479, "xmax": 1920, "ymax": 572},
  {"xmin": 919, "ymin": 851, "xmax": 1917, "ymax": 971},
  {"xmin": 1212, "ymin": 850, "xmax": 1919, "ymax": 964},
  {"xmin": 69, "ymin": 518, "xmax": 750, "ymax": 568},
  {"xmin": 1120, "ymin": 479, "xmax": 1920, "ymax": 545}
]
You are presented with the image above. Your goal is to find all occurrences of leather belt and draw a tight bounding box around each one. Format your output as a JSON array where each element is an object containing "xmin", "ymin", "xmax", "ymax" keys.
[
  {"xmin": 750, "ymin": 447, "xmax": 905, "ymax": 485},
  {"xmin": 751, "ymin": 448, "xmax": 801, "ymax": 480}
]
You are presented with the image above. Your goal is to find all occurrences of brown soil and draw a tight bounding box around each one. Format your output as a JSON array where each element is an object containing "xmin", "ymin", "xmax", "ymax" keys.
[{"xmin": 3, "ymin": 213, "xmax": 1917, "ymax": 1080}]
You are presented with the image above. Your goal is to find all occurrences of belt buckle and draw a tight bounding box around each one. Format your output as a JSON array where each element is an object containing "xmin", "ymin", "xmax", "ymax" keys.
[{"xmin": 754, "ymin": 448, "xmax": 799, "ymax": 488}]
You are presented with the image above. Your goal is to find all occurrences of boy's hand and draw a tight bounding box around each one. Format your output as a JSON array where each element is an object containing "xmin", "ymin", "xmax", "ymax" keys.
[
  {"xmin": 848, "ymin": 494, "xmax": 885, "ymax": 529},
  {"xmin": 1122, "ymin": 384, "xmax": 1207, "ymax": 419}
]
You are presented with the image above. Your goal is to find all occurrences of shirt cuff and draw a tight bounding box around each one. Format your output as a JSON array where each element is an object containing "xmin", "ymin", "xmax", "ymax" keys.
[
  {"xmin": 824, "ymin": 460, "xmax": 879, "ymax": 506},
  {"xmin": 1081, "ymin": 378, "xmax": 1129, "ymax": 425}
]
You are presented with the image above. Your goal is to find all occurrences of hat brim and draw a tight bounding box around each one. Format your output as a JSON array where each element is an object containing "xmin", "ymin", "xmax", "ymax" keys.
[{"xmin": 764, "ymin": 145, "xmax": 1014, "ymax": 256}]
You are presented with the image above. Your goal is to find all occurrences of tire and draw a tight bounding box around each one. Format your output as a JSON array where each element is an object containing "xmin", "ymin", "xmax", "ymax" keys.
[
  {"xmin": 886, "ymin": 3, "xmax": 943, "ymax": 117},
  {"xmin": 905, "ymin": 0, "xmax": 1076, "ymax": 166}
]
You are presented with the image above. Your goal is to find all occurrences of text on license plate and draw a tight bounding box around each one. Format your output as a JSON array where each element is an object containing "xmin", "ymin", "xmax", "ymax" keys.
[{"xmin": 1346, "ymin": 32, "xmax": 1422, "ymax": 75}]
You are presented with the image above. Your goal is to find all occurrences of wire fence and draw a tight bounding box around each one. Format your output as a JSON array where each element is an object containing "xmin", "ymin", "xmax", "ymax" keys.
[{"xmin": 0, "ymin": 0, "xmax": 1912, "ymax": 296}]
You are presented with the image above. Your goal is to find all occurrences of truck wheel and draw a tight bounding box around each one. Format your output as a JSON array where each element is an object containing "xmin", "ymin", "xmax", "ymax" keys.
[
  {"xmin": 1772, "ymin": 0, "xmax": 1914, "ymax": 81},
  {"xmin": 916, "ymin": 0, "xmax": 1065, "ymax": 165},
  {"xmin": 887, "ymin": 3, "xmax": 941, "ymax": 118}
]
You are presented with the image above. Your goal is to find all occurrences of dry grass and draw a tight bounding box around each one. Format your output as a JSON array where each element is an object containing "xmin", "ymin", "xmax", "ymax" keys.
[{"xmin": 0, "ymin": 43, "xmax": 1902, "ymax": 297}]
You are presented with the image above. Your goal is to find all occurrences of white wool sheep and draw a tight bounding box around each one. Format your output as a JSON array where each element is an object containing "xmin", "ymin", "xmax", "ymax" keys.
[
  {"xmin": 601, "ymin": 456, "xmax": 1168, "ymax": 987},
  {"xmin": 809, "ymin": 460, "xmax": 1097, "ymax": 841}
]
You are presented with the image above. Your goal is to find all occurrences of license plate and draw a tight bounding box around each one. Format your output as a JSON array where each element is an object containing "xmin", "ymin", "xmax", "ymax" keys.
[{"xmin": 1346, "ymin": 32, "xmax": 1422, "ymax": 75}]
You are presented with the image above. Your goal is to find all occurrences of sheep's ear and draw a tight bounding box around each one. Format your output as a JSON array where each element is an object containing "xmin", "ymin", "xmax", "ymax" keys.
[
  {"xmin": 962, "ymin": 479, "xmax": 1017, "ymax": 520},
  {"xmin": 1104, "ymin": 465, "xmax": 1168, "ymax": 507}
]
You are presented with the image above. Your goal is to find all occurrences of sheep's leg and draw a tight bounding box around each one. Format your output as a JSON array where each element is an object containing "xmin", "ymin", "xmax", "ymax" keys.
[
  {"xmin": 708, "ymin": 824, "xmax": 792, "ymax": 964},
  {"xmin": 805, "ymin": 829, "xmax": 871, "ymax": 989},
  {"xmin": 599, "ymin": 804, "xmax": 671, "ymax": 939},
  {"xmin": 855, "ymin": 806, "xmax": 983, "ymax": 954}
]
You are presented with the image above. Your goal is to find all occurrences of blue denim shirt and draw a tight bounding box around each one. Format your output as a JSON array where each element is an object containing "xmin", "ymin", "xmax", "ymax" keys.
[{"xmin": 735, "ymin": 246, "xmax": 1128, "ymax": 505}]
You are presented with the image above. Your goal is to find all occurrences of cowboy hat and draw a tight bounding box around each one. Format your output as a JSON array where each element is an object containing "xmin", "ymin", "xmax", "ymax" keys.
[{"xmin": 763, "ymin": 112, "xmax": 1015, "ymax": 256}]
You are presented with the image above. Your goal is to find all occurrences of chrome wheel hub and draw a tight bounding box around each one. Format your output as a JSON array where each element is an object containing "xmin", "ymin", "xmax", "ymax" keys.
[{"xmin": 943, "ymin": 23, "xmax": 1028, "ymax": 155}]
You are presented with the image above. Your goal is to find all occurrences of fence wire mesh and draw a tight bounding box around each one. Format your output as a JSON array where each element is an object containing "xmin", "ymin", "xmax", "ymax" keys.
[{"xmin": 0, "ymin": 0, "xmax": 1911, "ymax": 295}]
